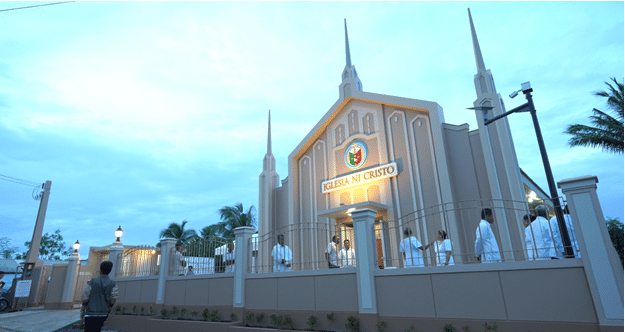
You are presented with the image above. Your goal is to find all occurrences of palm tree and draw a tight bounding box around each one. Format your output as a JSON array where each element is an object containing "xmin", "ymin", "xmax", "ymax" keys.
[
  {"xmin": 200, "ymin": 224, "xmax": 221, "ymax": 238},
  {"xmin": 565, "ymin": 77, "xmax": 624, "ymax": 154},
  {"xmin": 215, "ymin": 203, "xmax": 257, "ymax": 239},
  {"xmin": 159, "ymin": 220, "xmax": 198, "ymax": 245}
]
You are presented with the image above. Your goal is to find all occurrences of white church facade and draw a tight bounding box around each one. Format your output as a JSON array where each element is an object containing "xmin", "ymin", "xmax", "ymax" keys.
[{"xmin": 259, "ymin": 12, "xmax": 531, "ymax": 269}]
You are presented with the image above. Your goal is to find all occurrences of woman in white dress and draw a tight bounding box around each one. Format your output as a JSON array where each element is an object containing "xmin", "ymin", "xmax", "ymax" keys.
[
  {"xmin": 434, "ymin": 230, "xmax": 454, "ymax": 266},
  {"xmin": 399, "ymin": 227, "xmax": 435, "ymax": 268}
]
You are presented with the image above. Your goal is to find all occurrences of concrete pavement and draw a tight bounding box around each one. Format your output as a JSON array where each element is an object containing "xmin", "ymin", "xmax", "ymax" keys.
[{"xmin": 0, "ymin": 308, "xmax": 80, "ymax": 332}]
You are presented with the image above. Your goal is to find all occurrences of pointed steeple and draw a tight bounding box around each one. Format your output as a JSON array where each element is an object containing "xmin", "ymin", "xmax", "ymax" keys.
[
  {"xmin": 468, "ymin": 8, "xmax": 486, "ymax": 72},
  {"xmin": 344, "ymin": 18, "xmax": 352, "ymax": 68},
  {"xmin": 339, "ymin": 19, "xmax": 362, "ymax": 99},
  {"xmin": 267, "ymin": 109, "xmax": 272, "ymax": 155}
]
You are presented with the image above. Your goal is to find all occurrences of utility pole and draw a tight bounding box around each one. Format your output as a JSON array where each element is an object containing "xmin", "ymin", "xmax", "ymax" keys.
[{"xmin": 23, "ymin": 180, "xmax": 52, "ymax": 277}]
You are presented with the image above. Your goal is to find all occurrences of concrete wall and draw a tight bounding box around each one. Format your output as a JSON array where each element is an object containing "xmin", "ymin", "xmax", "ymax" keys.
[
  {"xmin": 375, "ymin": 259, "xmax": 596, "ymax": 324},
  {"xmin": 245, "ymin": 269, "xmax": 357, "ymax": 312}
]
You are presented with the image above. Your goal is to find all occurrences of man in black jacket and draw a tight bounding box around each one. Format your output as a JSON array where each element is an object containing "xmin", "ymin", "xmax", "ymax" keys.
[{"xmin": 82, "ymin": 261, "xmax": 118, "ymax": 332}]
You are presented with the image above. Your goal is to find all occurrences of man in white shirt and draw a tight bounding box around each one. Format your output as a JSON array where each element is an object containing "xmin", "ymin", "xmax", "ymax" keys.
[
  {"xmin": 550, "ymin": 205, "xmax": 580, "ymax": 258},
  {"xmin": 475, "ymin": 208, "xmax": 501, "ymax": 263},
  {"xmin": 272, "ymin": 234, "xmax": 292, "ymax": 272},
  {"xmin": 173, "ymin": 242, "xmax": 187, "ymax": 275},
  {"xmin": 523, "ymin": 214, "xmax": 536, "ymax": 260},
  {"xmin": 223, "ymin": 242, "xmax": 235, "ymax": 272},
  {"xmin": 528, "ymin": 205, "xmax": 558, "ymax": 260},
  {"xmin": 339, "ymin": 239, "xmax": 356, "ymax": 268},
  {"xmin": 325, "ymin": 235, "xmax": 340, "ymax": 269}
]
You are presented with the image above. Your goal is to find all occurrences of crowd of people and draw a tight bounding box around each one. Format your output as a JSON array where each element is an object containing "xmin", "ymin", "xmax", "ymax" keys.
[{"xmin": 168, "ymin": 205, "xmax": 580, "ymax": 274}]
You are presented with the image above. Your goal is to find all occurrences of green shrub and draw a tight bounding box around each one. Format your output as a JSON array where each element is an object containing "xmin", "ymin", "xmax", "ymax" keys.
[
  {"xmin": 307, "ymin": 315, "xmax": 318, "ymax": 330},
  {"xmin": 245, "ymin": 312, "xmax": 255, "ymax": 325},
  {"xmin": 326, "ymin": 312, "xmax": 335, "ymax": 323},
  {"xmin": 404, "ymin": 325, "xmax": 415, "ymax": 332},
  {"xmin": 190, "ymin": 311, "xmax": 199, "ymax": 320},
  {"xmin": 256, "ymin": 312, "xmax": 266, "ymax": 324},
  {"xmin": 444, "ymin": 323, "xmax": 456, "ymax": 332},
  {"xmin": 462, "ymin": 325, "xmax": 470, "ymax": 332},
  {"xmin": 180, "ymin": 308, "xmax": 187, "ymax": 320},
  {"xmin": 483, "ymin": 322, "xmax": 498, "ymax": 332},
  {"xmin": 149, "ymin": 305, "xmax": 154, "ymax": 315},
  {"xmin": 209, "ymin": 310, "xmax": 221, "ymax": 322},
  {"xmin": 202, "ymin": 308, "xmax": 210, "ymax": 321},
  {"xmin": 171, "ymin": 306, "xmax": 179, "ymax": 318},
  {"xmin": 121, "ymin": 306, "xmax": 126, "ymax": 314},
  {"xmin": 114, "ymin": 306, "xmax": 121, "ymax": 314},
  {"xmin": 230, "ymin": 313, "xmax": 237, "ymax": 322},
  {"xmin": 345, "ymin": 315, "xmax": 360, "ymax": 332},
  {"xmin": 283, "ymin": 314, "xmax": 293, "ymax": 329},
  {"xmin": 160, "ymin": 309, "xmax": 168, "ymax": 319},
  {"xmin": 140, "ymin": 307, "xmax": 145, "ymax": 316},
  {"xmin": 132, "ymin": 305, "xmax": 137, "ymax": 315},
  {"xmin": 376, "ymin": 321, "xmax": 388, "ymax": 332},
  {"xmin": 270, "ymin": 314, "xmax": 283, "ymax": 327}
]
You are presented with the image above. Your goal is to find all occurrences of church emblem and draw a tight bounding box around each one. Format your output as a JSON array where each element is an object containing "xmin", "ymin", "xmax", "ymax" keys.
[{"xmin": 345, "ymin": 141, "xmax": 367, "ymax": 169}]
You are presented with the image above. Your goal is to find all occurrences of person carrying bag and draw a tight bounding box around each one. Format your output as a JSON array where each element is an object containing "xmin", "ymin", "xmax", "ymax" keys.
[{"xmin": 82, "ymin": 261, "xmax": 118, "ymax": 332}]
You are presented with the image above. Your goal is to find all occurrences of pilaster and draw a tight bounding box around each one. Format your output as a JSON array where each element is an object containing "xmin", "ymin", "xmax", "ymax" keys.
[
  {"xmin": 233, "ymin": 226, "xmax": 255, "ymax": 308},
  {"xmin": 558, "ymin": 176, "xmax": 624, "ymax": 328},
  {"xmin": 60, "ymin": 252, "xmax": 80, "ymax": 308},
  {"xmin": 351, "ymin": 208, "xmax": 378, "ymax": 314},
  {"xmin": 156, "ymin": 238, "xmax": 176, "ymax": 304}
]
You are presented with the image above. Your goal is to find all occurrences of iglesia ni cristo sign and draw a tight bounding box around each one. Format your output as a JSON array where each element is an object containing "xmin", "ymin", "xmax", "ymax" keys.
[{"xmin": 321, "ymin": 162, "xmax": 398, "ymax": 194}]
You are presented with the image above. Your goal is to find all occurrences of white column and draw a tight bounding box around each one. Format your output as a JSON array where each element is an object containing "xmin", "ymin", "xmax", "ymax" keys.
[
  {"xmin": 233, "ymin": 226, "xmax": 255, "ymax": 308},
  {"xmin": 156, "ymin": 238, "xmax": 176, "ymax": 304},
  {"xmin": 351, "ymin": 208, "xmax": 378, "ymax": 314},
  {"xmin": 558, "ymin": 176, "xmax": 624, "ymax": 327},
  {"xmin": 60, "ymin": 251, "xmax": 80, "ymax": 309},
  {"xmin": 108, "ymin": 241, "xmax": 124, "ymax": 280}
]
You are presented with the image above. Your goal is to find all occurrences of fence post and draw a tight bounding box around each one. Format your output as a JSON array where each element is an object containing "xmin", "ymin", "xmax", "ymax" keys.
[
  {"xmin": 156, "ymin": 238, "xmax": 177, "ymax": 305},
  {"xmin": 233, "ymin": 226, "xmax": 255, "ymax": 316},
  {"xmin": 60, "ymin": 251, "xmax": 80, "ymax": 310},
  {"xmin": 558, "ymin": 175, "xmax": 624, "ymax": 328},
  {"xmin": 351, "ymin": 208, "xmax": 378, "ymax": 315},
  {"xmin": 108, "ymin": 241, "xmax": 124, "ymax": 280}
]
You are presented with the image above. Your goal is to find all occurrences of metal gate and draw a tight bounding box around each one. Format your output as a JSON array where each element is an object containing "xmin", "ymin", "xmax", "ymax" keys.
[{"xmin": 72, "ymin": 265, "xmax": 93, "ymax": 304}]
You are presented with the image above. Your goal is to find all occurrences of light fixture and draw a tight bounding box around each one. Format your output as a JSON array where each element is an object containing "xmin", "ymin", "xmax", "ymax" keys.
[
  {"xmin": 115, "ymin": 226, "xmax": 123, "ymax": 242},
  {"xmin": 73, "ymin": 240, "xmax": 80, "ymax": 253}
]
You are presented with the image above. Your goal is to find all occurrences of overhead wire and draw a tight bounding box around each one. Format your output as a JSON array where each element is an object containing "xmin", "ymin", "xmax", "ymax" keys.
[
  {"xmin": 0, "ymin": 174, "xmax": 41, "ymax": 187},
  {"xmin": 0, "ymin": 1, "xmax": 74, "ymax": 13}
]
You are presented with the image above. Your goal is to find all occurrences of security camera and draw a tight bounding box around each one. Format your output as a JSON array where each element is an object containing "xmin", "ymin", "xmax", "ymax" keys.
[{"xmin": 509, "ymin": 90, "xmax": 519, "ymax": 99}]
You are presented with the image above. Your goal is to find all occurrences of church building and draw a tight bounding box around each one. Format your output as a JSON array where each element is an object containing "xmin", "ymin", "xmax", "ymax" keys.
[{"xmin": 258, "ymin": 11, "xmax": 532, "ymax": 269}]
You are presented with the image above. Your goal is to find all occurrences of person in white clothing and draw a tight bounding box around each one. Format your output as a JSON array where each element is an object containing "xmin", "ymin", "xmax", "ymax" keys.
[
  {"xmin": 399, "ymin": 227, "xmax": 434, "ymax": 267},
  {"xmin": 272, "ymin": 234, "xmax": 292, "ymax": 272},
  {"xmin": 223, "ymin": 242, "xmax": 235, "ymax": 272},
  {"xmin": 339, "ymin": 239, "xmax": 356, "ymax": 267},
  {"xmin": 173, "ymin": 242, "xmax": 187, "ymax": 275},
  {"xmin": 528, "ymin": 205, "xmax": 558, "ymax": 260},
  {"xmin": 475, "ymin": 208, "xmax": 501, "ymax": 263},
  {"xmin": 522, "ymin": 214, "xmax": 536, "ymax": 260},
  {"xmin": 325, "ymin": 235, "xmax": 340, "ymax": 269},
  {"xmin": 434, "ymin": 230, "xmax": 454, "ymax": 266},
  {"xmin": 550, "ymin": 205, "xmax": 581, "ymax": 258}
]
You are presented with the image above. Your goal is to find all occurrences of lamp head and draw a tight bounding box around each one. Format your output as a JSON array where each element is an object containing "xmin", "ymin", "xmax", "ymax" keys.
[
  {"xmin": 115, "ymin": 225, "xmax": 123, "ymax": 242},
  {"xmin": 73, "ymin": 240, "xmax": 80, "ymax": 253}
]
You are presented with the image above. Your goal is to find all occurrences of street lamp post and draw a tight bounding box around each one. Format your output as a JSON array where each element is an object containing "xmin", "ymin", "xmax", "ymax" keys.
[{"xmin": 469, "ymin": 81, "xmax": 575, "ymax": 258}]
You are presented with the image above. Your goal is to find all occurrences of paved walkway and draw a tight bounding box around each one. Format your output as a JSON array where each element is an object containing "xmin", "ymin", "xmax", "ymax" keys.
[{"xmin": 0, "ymin": 308, "xmax": 80, "ymax": 332}]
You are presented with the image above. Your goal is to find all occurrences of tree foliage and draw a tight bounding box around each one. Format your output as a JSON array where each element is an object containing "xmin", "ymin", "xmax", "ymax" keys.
[
  {"xmin": 16, "ymin": 229, "xmax": 72, "ymax": 260},
  {"xmin": 214, "ymin": 203, "xmax": 256, "ymax": 239},
  {"xmin": 565, "ymin": 77, "xmax": 624, "ymax": 154},
  {"xmin": 0, "ymin": 237, "xmax": 19, "ymax": 259},
  {"xmin": 606, "ymin": 217, "xmax": 624, "ymax": 266},
  {"xmin": 158, "ymin": 220, "xmax": 197, "ymax": 245}
]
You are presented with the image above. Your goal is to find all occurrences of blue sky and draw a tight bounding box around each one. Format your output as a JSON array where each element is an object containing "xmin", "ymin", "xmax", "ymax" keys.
[{"xmin": 1, "ymin": 1, "xmax": 623, "ymax": 258}]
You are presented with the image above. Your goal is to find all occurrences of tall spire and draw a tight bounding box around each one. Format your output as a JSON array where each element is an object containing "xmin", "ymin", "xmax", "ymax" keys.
[
  {"xmin": 344, "ymin": 18, "xmax": 352, "ymax": 68},
  {"xmin": 267, "ymin": 109, "xmax": 272, "ymax": 155},
  {"xmin": 468, "ymin": 8, "xmax": 486, "ymax": 72}
]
